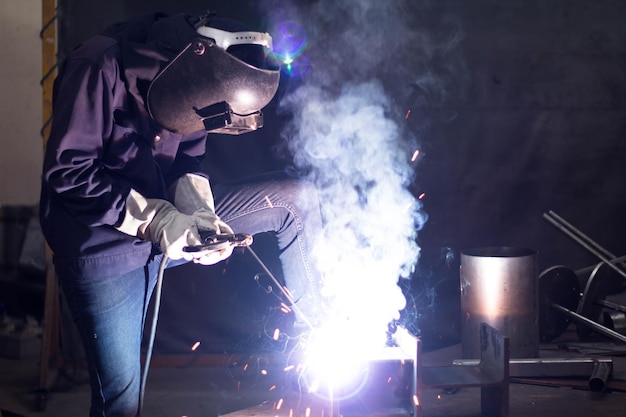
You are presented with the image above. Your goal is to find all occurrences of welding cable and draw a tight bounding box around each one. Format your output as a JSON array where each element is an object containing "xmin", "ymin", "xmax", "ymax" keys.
[{"xmin": 138, "ymin": 253, "xmax": 168, "ymax": 417}]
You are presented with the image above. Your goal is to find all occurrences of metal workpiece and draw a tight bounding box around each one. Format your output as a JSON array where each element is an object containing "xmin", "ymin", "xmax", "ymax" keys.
[{"xmin": 460, "ymin": 247, "xmax": 539, "ymax": 359}]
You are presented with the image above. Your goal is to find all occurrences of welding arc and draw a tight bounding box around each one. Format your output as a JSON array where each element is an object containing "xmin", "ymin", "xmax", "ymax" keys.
[{"xmin": 246, "ymin": 246, "xmax": 316, "ymax": 331}]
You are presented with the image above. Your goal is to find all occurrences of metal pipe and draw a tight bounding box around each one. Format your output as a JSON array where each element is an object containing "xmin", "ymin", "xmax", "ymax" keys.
[
  {"xmin": 589, "ymin": 360, "xmax": 612, "ymax": 392},
  {"xmin": 543, "ymin": 212, "xmax": 626, "ymax": 280},
  {"xmin": 550, "ymin": 303, "xmax": 626, "ymax": 343}
]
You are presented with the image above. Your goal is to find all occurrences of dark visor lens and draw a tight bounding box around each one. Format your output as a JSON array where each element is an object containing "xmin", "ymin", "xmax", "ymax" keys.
[{"xmin": 227, "ymin": 44, "xmax": 281, "ymax": 71}]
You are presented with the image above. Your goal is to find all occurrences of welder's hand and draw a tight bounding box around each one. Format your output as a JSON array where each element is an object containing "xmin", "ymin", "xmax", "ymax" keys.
[
  {"xmin": 189, "ymin": 243, "xmax": 234, "ymax": 266},
  {"xmin": 192, "ymin": 208, "xmax": 235, "ymax": 235},
  {"xmin": 116, "ymin": 188, "xmax": 203, "ymax": 261}
]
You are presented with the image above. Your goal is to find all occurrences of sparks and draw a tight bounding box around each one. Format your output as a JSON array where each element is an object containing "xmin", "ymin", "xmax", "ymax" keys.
[
  {"xmin": 273, "ymin": 328, "xmax": 280, "ymax": 340},
  {"xmin": 387, "ymin": 376, "xmax": 392, "ymax": 383},
  {"xmin": 284, "ymin": 365, "xmax": 295, "ymax": 372},
  {"xmin": 280, "ymin": 302, "xmax": 292, "ymax": 313},
  {"xmin": 418, "ymin": 192, "xmax": 426, "ymax": 200},
  {"xmin": 305, "ymin": 407, "xmax": 311, "ymax": 417},
  {"xmin": 261, "ymin": 369, "xmax": 268, "ymax": 375},
  {"xmin": 190, "ymin": 341, "xmax": 200, "ymax": 351},
  {"xmin": 269, "ymin": 385, "xmax": 276, "ymax": 391},
  {"xmin": 411, "ymin": 149, "xmax": 420, "ymax": 162},
  {"xmin": 264, "ymin": 195, "xmax": 274, "ymax": 208},
  {"xmin": 405, "ymin": 109, "xmax": 412, "ymax": 119},
  {"xmin": 276, "ymin": 398, "xmax": 284, "ymax": 410},
  {"xmin": 243, "ymin": 363, "xmax": 249, "ymax": 371},
  {"xmin": 413, "ymin": 395, "xmax": 420, "ymax": 406}
]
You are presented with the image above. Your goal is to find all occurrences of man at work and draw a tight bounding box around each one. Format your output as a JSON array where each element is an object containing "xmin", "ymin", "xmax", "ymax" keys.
[{"xmin": 40, "ymin": 10, "xmax": 322, "ymax": 416}]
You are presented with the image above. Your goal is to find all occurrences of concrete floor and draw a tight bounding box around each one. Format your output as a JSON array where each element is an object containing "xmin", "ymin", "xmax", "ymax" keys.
[{"xmin": 1, "ymin": 328, "xmax": 625, "ymax": 417}]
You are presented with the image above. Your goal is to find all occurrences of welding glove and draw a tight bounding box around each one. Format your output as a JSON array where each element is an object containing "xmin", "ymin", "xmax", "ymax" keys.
[
  {"xmin": 170, "ymin": 174, "xmax": 235, "ymax": 265},
  {"xmin": 115, "ymin": 188, "xmax": 202, "ymax": 261},
  {"xmin": 170, "ymin": 173, "xmax": 234, "ymax": 236}
]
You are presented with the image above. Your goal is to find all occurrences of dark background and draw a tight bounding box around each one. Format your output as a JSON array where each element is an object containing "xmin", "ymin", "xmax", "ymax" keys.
[{"xmin": 53, "ymin": 0, "xmax": 626, "ymax": 353}]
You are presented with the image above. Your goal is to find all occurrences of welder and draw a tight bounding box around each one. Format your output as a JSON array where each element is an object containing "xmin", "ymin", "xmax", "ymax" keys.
[{"xmin": 39, "ymin": 10, "xmax": 322, "ymax": 417}]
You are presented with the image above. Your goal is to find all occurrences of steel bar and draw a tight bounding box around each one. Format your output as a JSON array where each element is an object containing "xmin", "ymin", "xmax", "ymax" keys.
[
  {"xmin": 246, "ymin": 246, "xmax": 315, "ymax": 331},
  {"xmin": 454, "ymin": 357, "xmax": 613, "ymax": 392},
  {"xmin": 576, "ymin": 255, "xmax": 626, "ymax": 276},
  {"xmin": 550, "ymin": 303, "xmax": 626, "ymax": 343},
  {"xmin": 452, "ymin": 357, "xmax": 613, "ymax": 378},
  {"xmin": 596, "ymin": 299, "xmax": 626, "ymax": 314},
  {"xmin": 543, "ymin": 211, "xmax": 626, "ymax": 280}
]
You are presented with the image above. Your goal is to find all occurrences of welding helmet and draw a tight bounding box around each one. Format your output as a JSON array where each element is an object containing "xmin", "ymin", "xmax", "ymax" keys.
[{"xmin": 147, "ymin": 15, "xmax": 281, "ymax": 135}]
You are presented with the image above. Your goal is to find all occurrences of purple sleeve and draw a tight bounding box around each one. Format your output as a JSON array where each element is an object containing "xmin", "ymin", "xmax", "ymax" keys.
[{"xmin": 42, "ymin": 52, "xmax": 128, "ymax": 227}]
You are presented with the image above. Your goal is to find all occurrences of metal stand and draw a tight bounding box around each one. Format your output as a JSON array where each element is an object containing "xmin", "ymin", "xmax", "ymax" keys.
[{"xmin": 416, "ymin": 323, "xmax": 510, "ymax": 417}]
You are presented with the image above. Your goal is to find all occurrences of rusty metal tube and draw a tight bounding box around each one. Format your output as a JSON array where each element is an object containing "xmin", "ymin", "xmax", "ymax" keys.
[{"xmin": 460, "ymin": 247, "xmax": 539, "ymax": 359}]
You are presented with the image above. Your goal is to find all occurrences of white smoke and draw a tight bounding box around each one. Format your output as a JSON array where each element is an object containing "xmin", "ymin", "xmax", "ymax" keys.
[{"xmin": 260, "ymin": 0, "xmax": 462, "ymax": 349}]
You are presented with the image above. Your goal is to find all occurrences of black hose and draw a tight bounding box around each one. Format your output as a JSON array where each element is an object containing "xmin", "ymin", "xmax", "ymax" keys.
[{"xmin": 138, "ymin": 254, "xmax": 168, "ymax": 417}]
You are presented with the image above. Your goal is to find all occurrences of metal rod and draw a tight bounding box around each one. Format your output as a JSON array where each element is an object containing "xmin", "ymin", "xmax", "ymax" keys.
[
  {"xmin": 543, "ymin": 212, "xmax": 626, "ymax": 280},
  {"xmin": 576, "ymin": 255, "xmax": 626, "ymax": 276},
  {"xmin": 595, "ymin": 299, "xmax": 626, "ymax": 314},
  {"xmin": 246, "ymin": 246, "xmax": 315, "ymax": 331},
  {"xmin": 547, "ymin": 211, "xmax": 616, "ymax": 259},
  {"xmin": 550, "ymin": 303, "xmax": 626, "ymax": 343}
]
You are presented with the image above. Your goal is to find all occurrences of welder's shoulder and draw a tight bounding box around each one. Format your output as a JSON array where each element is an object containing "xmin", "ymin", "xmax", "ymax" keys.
[{"xmin": 67, "ymin": 35, "xmax": 121, "ymax": 67}]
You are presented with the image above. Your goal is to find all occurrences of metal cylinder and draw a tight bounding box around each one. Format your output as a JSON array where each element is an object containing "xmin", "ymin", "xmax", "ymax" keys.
[{"xmin": 460, "ymin": 247, "xmax": 539, "ymax": 359}]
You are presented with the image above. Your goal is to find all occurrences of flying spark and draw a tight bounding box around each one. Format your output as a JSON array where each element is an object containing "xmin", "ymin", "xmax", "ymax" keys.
[
  {"xmin": 265, "ymin": 195, "xmax": 274, "ymax": 208},
  {"xmin": 190, "ymin": 341, "xmax": 200, "ymax": 351},
  {"xmin": 276, "ymin": 398, "xmax": 284, "ymax": 410},
  {"xmin": 273, "ymin": 328, "xmax": 280, "ymax": 340},
  {"xmin": 418, "ymin": 192, "xmax": 426, "ymax": 200},
  {"xmin": 411, "ymin": 149, "xmax": 420, "ymax": 162},
  {"xmin": 405, "ymin": 109, "xmax": 412, "ymax": 119}
]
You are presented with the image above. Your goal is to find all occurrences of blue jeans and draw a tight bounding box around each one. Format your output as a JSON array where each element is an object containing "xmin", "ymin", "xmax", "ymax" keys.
[{"xmin": 59, "ymin": 173, "xmax": 322, "ymax": 417}]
